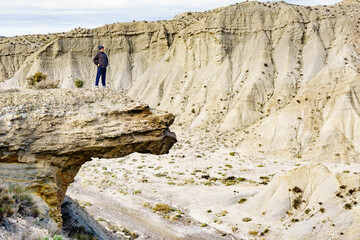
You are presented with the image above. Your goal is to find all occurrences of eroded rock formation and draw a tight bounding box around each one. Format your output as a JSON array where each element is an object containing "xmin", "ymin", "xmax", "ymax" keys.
[
  {"xmin": 231, "ymin": 163, "xmax": 360, "ymax": 239},
  {"xmin": 0, "ymin": 34, "xmax": 60, "ymax": 81},
  {"xmin": 0, "ymin": 88, "xmax": 176, "ymax": 223},
  {"xmin": 1, "ymin": 1, "xmax": 360, "ymax": 161}
]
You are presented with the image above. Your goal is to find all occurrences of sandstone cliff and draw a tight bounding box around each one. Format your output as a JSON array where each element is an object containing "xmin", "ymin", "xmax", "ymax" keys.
[
  {"xmin": 2, "ymin": 1, "xmax": 360, "ymax": 161},
  {"xmin": 0, "ymin": 88, "xmax": 176, "ymax": 224},
  {"xmin": 0, "ymin": 33, "xmax": 60, "ymax": 81}
]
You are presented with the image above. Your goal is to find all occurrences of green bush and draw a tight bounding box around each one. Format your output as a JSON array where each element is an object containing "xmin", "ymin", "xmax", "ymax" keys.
[
  {"xmin": 52, "ymin": 235, "xmax": 64, "ymax": 240},
  {"xmin": 74, "ymin": 79, "xmax": 84, "ymax": 88}
]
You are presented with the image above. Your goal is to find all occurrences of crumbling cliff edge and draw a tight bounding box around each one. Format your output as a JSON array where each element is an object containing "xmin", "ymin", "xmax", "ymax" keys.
[{"xmin": 0, "ymin": 88, "xmax": 177, "ymax": 224}]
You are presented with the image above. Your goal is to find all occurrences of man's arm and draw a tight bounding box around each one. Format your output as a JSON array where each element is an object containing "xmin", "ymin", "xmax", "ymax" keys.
[
  {"xmin": 93, "ymin": 53, "xmax": 99, "ymax": 66},
  {"xmin": 105, "ymin": 54, "xmax": 109, "ymax": 67}
]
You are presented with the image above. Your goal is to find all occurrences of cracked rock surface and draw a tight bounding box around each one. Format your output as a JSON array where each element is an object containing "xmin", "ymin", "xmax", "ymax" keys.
[{"xmin": 0, "ymin": 88, "xmax": 176, "ymax": 224}]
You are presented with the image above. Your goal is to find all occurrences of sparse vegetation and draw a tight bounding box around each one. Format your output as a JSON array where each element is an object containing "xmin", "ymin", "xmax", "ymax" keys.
[
  {"xmin": 216, "ymin": 210, "xmax": 228, "ymax": 217},
  {"xmin": 108, "ymin": 225, "xmax": 138, "ymax": 239},
  {"xmin": 26, "ymin": 72, "xmax": 59, "ymax": 89},
  {"xmin": 0, "ymin": 184, "xmax": 39, "ymax": 224},
  {"xmin": 41, "ymin": 235, "xmax": 65, "ymax": 240},
  {"xmin": 74, "ymin": 79, "xmax": 84, "ymax": 88},
  {"xmin": 293, "ymin": 196, "xmax": 303, "ymax": 209},
  {"xmin": 221, "ymin": 176, "xmax": 246, "ymax": 186},
  {"xmin": 26, "ymin": 71, "xmax": 47, "ymax": 86},
  {"xmin": 249, "ymin": 230, "xmax": 258, "ymax": 235},
  {"xmin": 292, "ymin": 186, "xmax": 302, "ymax": 193},
  {"xmin": 344, "ymin": 203, "xmax": 352, "ymax": 210},
  {"xmin": 67, "ymin": 225, "xmax": 97, "ymax": 240},
  {"xmin": 153, "ymin": 204, "xmax": 173, "ymax": 214},
  {"xmin": 242, "ymin": 217, "xmax": 252, "ymax": 222}
]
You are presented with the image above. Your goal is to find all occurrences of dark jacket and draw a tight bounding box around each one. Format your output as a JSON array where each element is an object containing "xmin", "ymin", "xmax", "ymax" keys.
[{"xmin": 93, "ymin": 52, "xmax": 108, "ymax": 68}]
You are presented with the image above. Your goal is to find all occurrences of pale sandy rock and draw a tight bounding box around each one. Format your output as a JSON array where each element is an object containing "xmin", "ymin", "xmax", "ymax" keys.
[
  {"xmin": 0, "ymin": 34, "xmax": 60, "ymax": 82},
  {"xmin": 339, "ymin": 0, "xmax": 360, "ymax": 4},
  {"xmin": 229, "ymin": 163, "xmax": 360, "ymax": 239},
  {"xmin": 246, "ymin": 164, "xmax": 338, "ymax": 219},
  {"xmin": 0, "ymin": 88, "xmax": 176, "ymax": 224},
  {"xmin": 1, "ymin": 1, "xmax": 360, "ymax": 161}
]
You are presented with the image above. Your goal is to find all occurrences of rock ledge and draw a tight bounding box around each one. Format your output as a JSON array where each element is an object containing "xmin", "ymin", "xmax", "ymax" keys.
[{"xmin": 0, "ymin": 88, "xmax": 177, "ymax": 223}]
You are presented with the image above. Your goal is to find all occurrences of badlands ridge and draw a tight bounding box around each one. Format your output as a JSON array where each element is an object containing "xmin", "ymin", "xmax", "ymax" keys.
[
  {"xmin": 0, "ymin": 0, "xmax": 360, "ymax": 239},
  {"xmin": 1, "ymin": 0, "xmax": 360, "ymax": 161}
]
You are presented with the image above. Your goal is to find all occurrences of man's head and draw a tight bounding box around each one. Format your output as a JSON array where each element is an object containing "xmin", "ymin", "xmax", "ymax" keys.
[{"xmin": 99, "ymin": 45, "xmax": 104, "ymax": 52}]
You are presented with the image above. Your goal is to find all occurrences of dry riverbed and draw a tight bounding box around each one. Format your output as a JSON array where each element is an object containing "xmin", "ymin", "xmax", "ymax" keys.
[{"xmin": 68, "ymin": 131, "xmax": 360, "ymax": 240}]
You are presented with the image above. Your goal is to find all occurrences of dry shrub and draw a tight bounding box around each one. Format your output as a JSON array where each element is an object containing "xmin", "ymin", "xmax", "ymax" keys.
[
  {"xmin": 0, "ymin": 184, "xmax": 39, "ymax": 224},
  {"xmin": 26, "ymin": 72, "xmax": 59, "ymax": 89}
]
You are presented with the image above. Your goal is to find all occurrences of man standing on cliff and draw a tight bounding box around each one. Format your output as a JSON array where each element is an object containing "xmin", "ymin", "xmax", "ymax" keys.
[{"xmin": 93, "ymin": 45, "xmax": 108, "ymax": 87}]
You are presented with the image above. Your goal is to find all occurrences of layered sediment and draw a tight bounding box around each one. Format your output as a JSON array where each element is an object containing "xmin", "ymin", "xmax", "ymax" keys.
[
  {"xmin": 1, "ymin": 1, "xmax": 360, "ymax": 161},
  {"xmin": 0, "ymin": 88, "xmax": 176, "ymax": 223}
]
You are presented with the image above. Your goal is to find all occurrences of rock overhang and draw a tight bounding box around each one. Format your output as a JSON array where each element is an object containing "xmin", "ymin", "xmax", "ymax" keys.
[{"xmin": 0, "ymin": 88, "xmax": 177, "ymax": 224}]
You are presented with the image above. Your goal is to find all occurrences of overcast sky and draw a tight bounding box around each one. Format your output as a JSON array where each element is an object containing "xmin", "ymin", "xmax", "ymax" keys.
[{"xmin": 0, "ymin": 0, "xmax": 340, "ymax": 37}]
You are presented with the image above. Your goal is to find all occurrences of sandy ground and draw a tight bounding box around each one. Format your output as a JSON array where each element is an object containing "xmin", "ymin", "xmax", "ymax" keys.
[{"xmin": 68, "ymin": 130, "xmax": 360, "ymax": 240}]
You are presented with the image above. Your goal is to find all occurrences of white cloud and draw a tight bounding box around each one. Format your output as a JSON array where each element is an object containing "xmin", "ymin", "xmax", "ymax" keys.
[
  {"xmin": 0, "ymin": 0, "xmax": 241, "ymax": 10},
  {"xmin": 0, "ymin": 0, "xmax": 342, "ymax": 36}
]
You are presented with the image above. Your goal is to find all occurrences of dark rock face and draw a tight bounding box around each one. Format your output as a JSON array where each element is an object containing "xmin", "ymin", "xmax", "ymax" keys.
[{"xmin": 61, "ymin": 196, "xmax": 117, "ymax": 239}]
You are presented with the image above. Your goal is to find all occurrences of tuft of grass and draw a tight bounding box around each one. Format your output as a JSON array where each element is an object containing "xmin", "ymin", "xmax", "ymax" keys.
[
  {"xmin": 221, "ymin": 176, "xmax": 246, "ymax": 186},
  {"xmin": 74, "ymin": 79, "xmax": 84, "ymax": 88},
  {"xmin": 344, "ymin": 203, "xmax": 352, "ymax": 210},
  {"xmin": 238, "ymin": 198, "xmax": 247, "ymax": 204},
  {"xmin": 349, "ymin": 188, "xmax": 356, "ymax": 195},
  {"xmin": 293, "ymin": 196, "xmax": 303, "ymax": 209},
  {"xmin": 26, "ymin": 71, "xmax": 46, "ymax": 86},
  {"xmin": 26, "ymin": 72, "xmax": 59, "ymax": 89},
  {"xmin": 292, "ymin": 186, "xmax": 302, "ymax": 193},
  {"xmin": 216, "ymin": 210, "xmax": 228, "ymax": 217},
  {"xmin": 242, "ymin": 217, "xmax": 252, "ymax": 222},
  {"xmin": 153, "ymin": 204, "xmax": 172, "ymax": 214},
  {"xmin": 249, "ymin": 230, "xmax": 258, "ymax": 236}
]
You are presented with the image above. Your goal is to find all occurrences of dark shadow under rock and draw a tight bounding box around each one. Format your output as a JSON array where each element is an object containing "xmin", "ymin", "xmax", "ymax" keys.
[{"xmin": 61, "ymin": 196, "xmax": 120, "ymax": 240}]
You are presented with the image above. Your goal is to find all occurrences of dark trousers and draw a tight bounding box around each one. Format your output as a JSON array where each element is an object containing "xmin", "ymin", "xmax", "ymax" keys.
[{"xmin": 95, "ymin": 67, "xmax": 106, "ymax": 86}]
